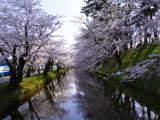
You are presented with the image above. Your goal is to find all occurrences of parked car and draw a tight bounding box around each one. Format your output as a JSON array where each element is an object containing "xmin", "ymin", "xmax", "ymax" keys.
[{"xmin": 0, "ymin": 64, "xmax": 11, "ymax": 76}]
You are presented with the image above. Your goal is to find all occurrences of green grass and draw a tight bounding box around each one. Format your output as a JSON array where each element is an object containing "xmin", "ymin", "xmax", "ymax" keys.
[
  {"xmin": 101, "ymin": 44, "xmax": 160, "ymax": 74},
  {"xmin": 0, "ymin": 70, "xmax": 65, "ymax": 114},
  {"xmin": 122, "ymin": 44, "xmax": 160, "ymax": 67},
  {"xmin": 100, "ymin": 44, "xmax": 160, "ymax": 95}
]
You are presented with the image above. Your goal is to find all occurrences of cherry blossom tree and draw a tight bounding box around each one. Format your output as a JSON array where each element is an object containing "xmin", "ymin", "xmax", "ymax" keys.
[
  {"xmin": 120, "ymin": 54, "xmax": 160, "ymax": 82},
  {"xmin": 75, "ymin": 2, "xmax": 129, "ymax": 71},
  {"xmin": 131, "ymin": 0, "xmax": 160, "ymax": 44},
  {"xmin": 0, "ymin": 0, "xmax": 62, "ymax": 90},
  {"xmin": 41, "ymin": 39, "xmax": 68, "ymax": 76},
  {"xmin": 75, "ymin": 0, "xmax": 160, "ymax": 72}
]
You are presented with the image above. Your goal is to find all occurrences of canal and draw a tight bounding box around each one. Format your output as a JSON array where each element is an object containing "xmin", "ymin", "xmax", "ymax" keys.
[{"xmin": 2, "ymin": 70, "xmax": 160, "ymax": 120}]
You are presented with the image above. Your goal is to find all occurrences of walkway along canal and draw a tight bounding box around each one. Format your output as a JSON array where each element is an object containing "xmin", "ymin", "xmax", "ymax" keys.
[{"xmin": 1, "ymin": 70, "xmax": 160, "ymax": 120}]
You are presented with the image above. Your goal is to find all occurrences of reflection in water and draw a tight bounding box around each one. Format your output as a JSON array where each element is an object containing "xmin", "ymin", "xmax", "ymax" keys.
[
  {"xmin": 28, "ymin": 100, "xmax": 40, "ymax": 120},
  {"xmin": 10, "ymin": 109, "xmax": 24, "ymax": 120},
  {"xmin": 3, "ymin": 70, "xmax": 160, "ymax": 120},
  {"xmin": 3, "ymin": 70, "xmax": 84, "ymax": 120},
  {"xmin": 74, "ymin": 70, "xmax": 160, "ymax": 120},
  {"xmin": 75, "ymin": 71, "xmax": 124, "ymax": 120},
  {"xmin": 17, "ymin": 74, "xmax": 70, "ymax": 120}
]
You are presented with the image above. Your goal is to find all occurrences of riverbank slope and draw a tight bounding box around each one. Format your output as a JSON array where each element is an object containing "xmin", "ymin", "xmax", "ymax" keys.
[
  {"xmin": 99, "ymin": 44, "xmax": 160, "ymax": 95},
  {"xmin": 0, "ymin": 70, "xmax": 66, "ymax": 116}
]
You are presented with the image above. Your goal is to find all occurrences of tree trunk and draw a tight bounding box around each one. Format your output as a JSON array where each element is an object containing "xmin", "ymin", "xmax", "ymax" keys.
[
  {"xmin": 43, "ymin": 58, "xmax": 52, "ymax": 76},
  {"xmin": 130, "ymin": 41, "xmax": 133, "ymax": 49},
  {"xmin": 149, "ymin": 13, "xmax": 158, "ymax": 42},
  {"xmin": 114, "ymin": 51, "xmax": 122, "ymax": 68},
  {"xmin": 9, "ymin": 66, "xmax": 17, "ymax": 89},
  {"xmin": 122, "ymin": 44, "xmax": 128, "ymax": 51},
  {"xmin": 43, "ymin": 63, "xmax": 50, "ymax": 76},
  {"xmin": 25, "ymin": 66, "xmax": 31, "ymax": 77},
  {"xmin": 56, "ymin": 62, "xmax": 61, "ymax": 73},
  {"xmin": 50, "ymin": 58, "xmax": 54, "ymax": 71},
  {"xmin": 37, "ymin": 66, "xmax": 40, "ymax": 74},
  {"xmin": 154, "ymin": 27, "xmax": 158, "ymax": 41},
  {"xmin": 144, "ymin": 28, "xmax": 148, "ymax": 44},
  {"xmin": 11, "ymin": 57, "xmax": 26, "ymax": 90}
]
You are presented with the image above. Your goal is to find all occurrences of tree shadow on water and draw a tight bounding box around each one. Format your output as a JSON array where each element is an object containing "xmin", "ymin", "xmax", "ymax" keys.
[{"xmin": 74, "ymin": 71, "xmax": 160, "ymax": 120}]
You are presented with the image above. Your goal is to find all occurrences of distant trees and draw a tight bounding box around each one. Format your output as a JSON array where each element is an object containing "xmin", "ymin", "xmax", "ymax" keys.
[
  {"xmin": 132, "ymin": 0, "xmax": 159, "ymax": 44},
  {"xmin": 75, "ymin": 0, "xmax": 160, "ymax": 71},
  {"xmin": 42, "ymin": 40, "xmax": 67, "ymax": 76},
  {"xmin": 0, "ymin": 0, "xmax": 62, "ymax": 90},
  {"xmin": 81, "ymin": 0, "xmax": 106, "ymax": 16}
]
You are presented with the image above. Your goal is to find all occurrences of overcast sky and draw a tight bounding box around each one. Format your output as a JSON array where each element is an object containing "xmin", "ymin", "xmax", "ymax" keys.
[{"xmin": 40, "ymin": 0, "xmax": 85, "ymax": 46}]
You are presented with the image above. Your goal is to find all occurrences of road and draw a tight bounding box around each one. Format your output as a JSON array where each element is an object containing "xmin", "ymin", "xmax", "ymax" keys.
[{"xmin": 0, "ymin": 76, "xmax": 10, "ymax": 83}]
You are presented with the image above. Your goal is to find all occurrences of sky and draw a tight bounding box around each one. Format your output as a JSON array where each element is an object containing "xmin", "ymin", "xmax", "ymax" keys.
[{"xmin": 40, "ymin": 0, "xmax": 85, "ymax": 46}]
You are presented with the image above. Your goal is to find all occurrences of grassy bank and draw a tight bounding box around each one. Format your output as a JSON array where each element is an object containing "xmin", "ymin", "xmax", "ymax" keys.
[
  {"xmin": 101, "ymin": 44, "xmax": 160, "ymax": 73},
  {"xmin": 99, "ymin": 44, "xmax": 160, "ymax": 95},
  {"xmin": 0, "ymin": 69, "xmax": 66, "ymax": 115}
]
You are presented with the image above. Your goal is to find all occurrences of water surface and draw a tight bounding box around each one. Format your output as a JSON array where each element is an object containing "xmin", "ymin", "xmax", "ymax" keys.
[{"xmin": 2, "ymin": 70, "xmax": 160, "ymax": 120}]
